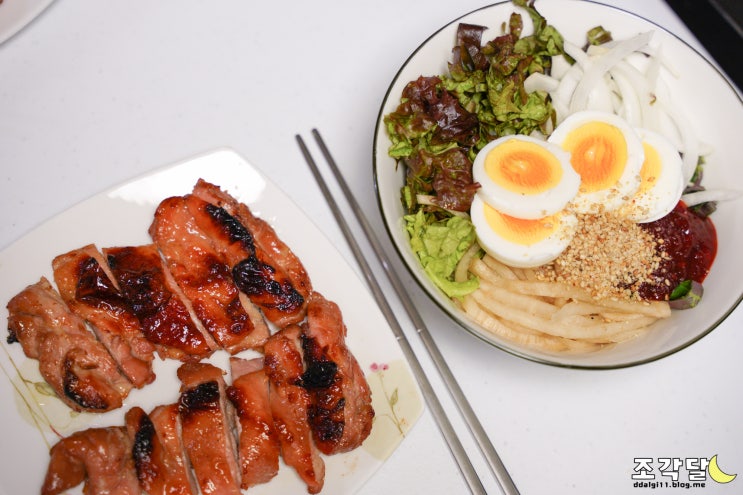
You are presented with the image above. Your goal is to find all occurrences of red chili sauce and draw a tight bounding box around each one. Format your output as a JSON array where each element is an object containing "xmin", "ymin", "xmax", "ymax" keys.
[{"xmin": 638, "ymin": 202, "xmax": 718, "ymax": 301}]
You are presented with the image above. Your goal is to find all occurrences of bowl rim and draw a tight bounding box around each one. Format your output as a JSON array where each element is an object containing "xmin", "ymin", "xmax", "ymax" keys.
[{"xmin": 371, "ymin": 0, "xmax": 743, "ymax": 369}]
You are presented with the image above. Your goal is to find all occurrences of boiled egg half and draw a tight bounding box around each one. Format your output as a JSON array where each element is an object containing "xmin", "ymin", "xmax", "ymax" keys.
[
  {"xmin": 547, "ymin": 110, "xmax": 644, "ymax": 213},
  {"xmin": 620, "ymin": 128, "xmax": 685, "ymax": 223},
  {"xmin": 470, "ymin": 134, "xmax": 580, "ymax": 267},
  {"xmin": 472, "ymin": 134, "xmax": 580, "ymax": 220},
  {"xmin": 470, "ymin": 194, "xmax": 578, "ymax": 268}
]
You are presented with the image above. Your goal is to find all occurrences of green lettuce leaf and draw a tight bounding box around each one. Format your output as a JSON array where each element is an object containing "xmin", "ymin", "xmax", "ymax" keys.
[{"xmin": 404, "ymin": 210, "xmax": 480, "ymax": 298}]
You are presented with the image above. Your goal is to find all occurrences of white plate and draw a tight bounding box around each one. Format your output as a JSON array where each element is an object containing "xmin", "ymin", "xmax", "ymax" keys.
[
  {"xmin": 0, "ymin": 0, "xmax": 54, "ymax": 44},
  {"xmin": 373, "ymin": 0, "xmax": 743, "ymax": 368},
  {"xmin": 0, "ymin": 149, "xmax": 423, "ymax": 495}
]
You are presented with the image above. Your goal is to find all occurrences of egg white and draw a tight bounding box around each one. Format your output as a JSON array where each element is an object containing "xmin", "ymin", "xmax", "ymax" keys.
[
  {"xmin": 470, "ymin": 195, "xmax": 578, "ymax": 268},
  {"xmin": 548, "ymin": 110, "xmax": 644, "ymax": 214},
  {"xmin": 620, "ymin": 128, "xmax": 685, "ymax": 223},
  {"xmin": 472, "ymin": 134, "xmax": 580, "ymax": 220}
]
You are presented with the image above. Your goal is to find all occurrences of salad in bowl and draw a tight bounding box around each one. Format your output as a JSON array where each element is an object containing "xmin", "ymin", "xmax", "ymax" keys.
[{"xmin": 373, "ymin": 0, "xmax": 743, "ymax": 368}]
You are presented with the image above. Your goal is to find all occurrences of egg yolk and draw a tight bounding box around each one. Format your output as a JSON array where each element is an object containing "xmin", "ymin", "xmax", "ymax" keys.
[
  {"xmin": 484, "ymin": 138, "xmax": 563, "ymax": 194},
  {"xmin": 637, "ymin": 141, "xmax": 661, "ymax": 195},
  {"xmin": 483, "ymin": 203, "xmax": 561, "ymax": 246},
  {"xmin": 561, "ymin": 121, "xmax": 628, "ymax": 192}
]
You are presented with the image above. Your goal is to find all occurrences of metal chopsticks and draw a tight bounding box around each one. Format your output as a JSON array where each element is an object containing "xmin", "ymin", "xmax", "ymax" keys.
[
  {"xmin": 297, "ymin": 130, "xmax": 519, "ymax": 495},
  {"xmin": 296, "ymin": 134, "xmax": 487, "ymax": 495}
]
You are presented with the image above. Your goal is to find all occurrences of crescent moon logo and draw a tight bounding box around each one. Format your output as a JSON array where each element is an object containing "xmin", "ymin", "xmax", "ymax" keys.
[{"xmin": 708, "ymin": 454, "xmax": 737, "ymax": 484}]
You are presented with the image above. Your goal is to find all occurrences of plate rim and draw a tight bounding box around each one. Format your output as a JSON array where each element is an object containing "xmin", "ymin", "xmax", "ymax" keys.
[{"xmin": 0, "ymin": 0, "xmax": 56, "ymax": 45}]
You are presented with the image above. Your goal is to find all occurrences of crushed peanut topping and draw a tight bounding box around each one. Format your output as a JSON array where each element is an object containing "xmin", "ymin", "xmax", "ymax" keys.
[{"xmin": 536, "ymin": 212, "xmax": 668, "ymax": 301}]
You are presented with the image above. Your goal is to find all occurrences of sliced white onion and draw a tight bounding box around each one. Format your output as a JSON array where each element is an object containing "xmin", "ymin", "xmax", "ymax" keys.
[
  {"xmin": 551, "ymin": 64, "xmax": 583, "ymax": 122},
  {"xmin": 698, "ymin": 141, "xmax": 714, "ymax": 157},
  {"xmin": 655, "ymin": 99, "xmax": 700, "ymax": 183},
  {"xmin": 551, "ymin": 98, "xmax": 570, "ymax": 125},
  {"xmin": 524, "ymin": 72, "xmax": 560, "ymax": 93},
  {"xmin": 612, "ymin": 61, "xmax": 655, "ymax": 129},
  {"xmin": 585, "ymin": 44, "xmax": 610, "ymax": 57},
  {"xmin": 569, "ymin": 31, "xmax": 654, "ymax": 114},
  {"xmin": 550, "ymin": 53, "xmax": 573, "ymax": 80},
  {"xmin": 681, "ymin": 189, "xmax": 743, "ymax": 207},
  {"xmin": 608, "ymin": 67, "xmax": 642, "ymax": 126},
  {"xmin": 644, "ymin": 44, "xmax": 663, "ymax": 91},
  {"xmin": 563, "ymin": 40, "xmax": 591, "ymax": 67},
  {"xmin": 585, "ymin": 75, "xmax": 615, "ymax": 113}
]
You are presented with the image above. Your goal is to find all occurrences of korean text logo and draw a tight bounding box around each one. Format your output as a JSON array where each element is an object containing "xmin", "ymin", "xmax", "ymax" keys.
[{"xmin": 632, "ymin": 455, "xmax": 736, "ymax": 489}]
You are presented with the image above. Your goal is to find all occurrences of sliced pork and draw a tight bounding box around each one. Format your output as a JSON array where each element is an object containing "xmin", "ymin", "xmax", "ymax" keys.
[
  {"xmin": 52, "ymin": 244, "xmax": 155, "ymax": 388},
  {"xmin": 302, "ymin": 292, "xmax": 374, "ymax": 454},
  {"xmin": 177, "ymin": 362, "xmax": 242, "ymax": 495},
  {"xmin": 125, "ymin": 405, "xmax": 198, "ymax": 495},
  {"xmin": 41, "ymin": 426, "xmax": 140, "ymax": 495},
  {"xmin": 104, "ymin": 244, "xmax": 217, "ymax": 361},
  {"xmin": 5, "ymin": 178, "xmax": 379, "ymax": 494},
  {"xmin": 226, "ymin": 357, "xmax": 280, "ymax": 489},
  {"xmin": 192, "ymin": 179, "xmax": 312, "ymax": 327},
  {"xmin": 150, "ymin": 196, "xmax": 268, "ymax": 353},
  {"xmin": 264, "ymin": 325, "xmax": 325, "ymax": 494},
  {"xmin": 6, "ymin": 278, "xmax": 131, "ymax": 412}
]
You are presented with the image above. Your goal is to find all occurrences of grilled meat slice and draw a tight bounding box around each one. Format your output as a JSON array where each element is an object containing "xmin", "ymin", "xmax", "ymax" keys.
[
  {"xmin": 264, "ymin": 325, "xmax": 325, "ymax": 494},
  {"xmin": 302, "ymin": 292, "xmax": 374, "ymax": 455},
  {"xmin": 53, "ymin": 244, "xmax": 155, "ymax": 388},
  {"xmin": 6, "ymin": 278, "xmax": 131, "ymax": 412},
  {"xmin": 190, "ymin": 196, "xmax": 306, "ymax": 329},
  {"xmin": 125, "ymin": 405, "xmax": 198, "ymax": 495},
  {"xmin": 177, "ymin": 362, "xmax": 242, "ymax": 495},
  {"xmin": 231, "ymin": 255, "xmax": 306, "ymax": 329},
  {"xmin": 104, "ymin": 244, "xmax": 217, "ymax": 361},
  {"xmin": 192, "ymin": 179, "xmax": 312, "ymax": 327},
  {"xmin": 41, "ymin": 426, "xmax": 140, "ymax": 495},
  {"xmin": 150, "ymin": 196, "xmax": 268, "ymax": 353},
  {"xmin": 226, "ymin": 357, "xmax": 280, "ymax": 489},
  {"xmin": 147, "ymin": 404, "xmax": 199, "ymax": 494}
]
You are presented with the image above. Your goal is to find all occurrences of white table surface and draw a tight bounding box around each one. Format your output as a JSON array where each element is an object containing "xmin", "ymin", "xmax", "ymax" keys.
[{"xmin": 1, "ymin": 1, "xmax": 741, "ymax": 494}]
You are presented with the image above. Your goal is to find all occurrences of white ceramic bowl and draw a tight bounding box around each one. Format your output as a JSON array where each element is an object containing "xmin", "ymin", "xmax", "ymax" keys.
[{"xmin": 373, "ymin": 0, "xmax": 743, "ymax": 368}]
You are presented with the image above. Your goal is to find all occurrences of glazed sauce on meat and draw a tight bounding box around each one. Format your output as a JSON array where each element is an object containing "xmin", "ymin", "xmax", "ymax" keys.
[{"xmin": 639, "ymin": 202, "xmax": 718, "ymax": 300}]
